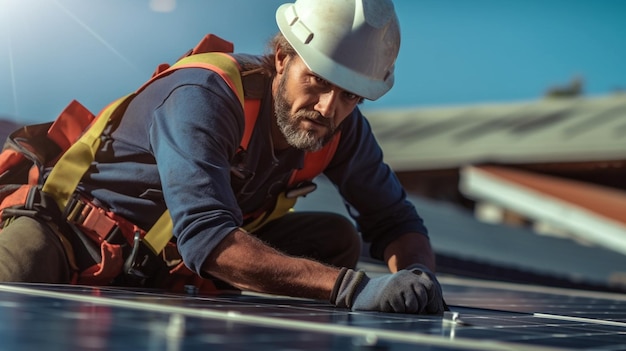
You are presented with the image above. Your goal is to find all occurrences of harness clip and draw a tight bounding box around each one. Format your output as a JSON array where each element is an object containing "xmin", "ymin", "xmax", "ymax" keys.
[
  {"xmin": 124, "ymin": 231, "xmax": 149, "ymax": 280},
  {"xmin": 285, "ymin": 181, "xmax": 317, "ymax": 199}
]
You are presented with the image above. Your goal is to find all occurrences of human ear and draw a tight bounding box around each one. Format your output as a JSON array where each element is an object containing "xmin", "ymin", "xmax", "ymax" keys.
[{"xmin": 274, "ymin": 46, "xmax": 288, "ymax": 74}]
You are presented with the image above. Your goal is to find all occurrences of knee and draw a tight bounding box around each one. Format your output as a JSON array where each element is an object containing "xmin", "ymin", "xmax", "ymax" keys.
[
  {"xmin": 330, "ymin": 214, "xmax": 360, "ymax": 247},
  {"xmin": 324, "ymin": 214, "xmax": 361, "ymax": 268},
  {"xmin": 0, "ymin": 216, "xmax": 71, "ymax": 283}
]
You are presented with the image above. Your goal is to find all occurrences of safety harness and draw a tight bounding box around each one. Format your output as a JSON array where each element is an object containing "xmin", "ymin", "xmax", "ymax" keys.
[{"xmin": 0, "ymin": 34, "xmax": 340, "ymax": 292}]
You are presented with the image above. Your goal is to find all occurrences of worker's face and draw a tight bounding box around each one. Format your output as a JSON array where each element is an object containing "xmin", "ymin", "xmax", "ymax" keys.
[{"xmin": 273, "ymin": 54, "xmax": 361, "ymax": 151}]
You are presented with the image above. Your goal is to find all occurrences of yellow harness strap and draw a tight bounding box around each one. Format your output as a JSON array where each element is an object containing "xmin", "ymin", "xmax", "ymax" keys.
[
  {"xmin": 42, "ymin": 94, "xmax": 132, "ymax": 210},
  {"xmin": 42, "ymin": 53, "xmax": 246, "ymax": 257},
  {"xmin": 142, "ymin": 209, "xmax": 173, "ymax": 254},
  {"xmin": 243, "ymin": 193, "xmax": 295, "ymax": 233}
]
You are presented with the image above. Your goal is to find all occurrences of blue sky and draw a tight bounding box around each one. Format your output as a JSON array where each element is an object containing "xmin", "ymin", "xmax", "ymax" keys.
[{"xmin": 1, "ymin": 0, "xmax": 625, "ymax": 124}]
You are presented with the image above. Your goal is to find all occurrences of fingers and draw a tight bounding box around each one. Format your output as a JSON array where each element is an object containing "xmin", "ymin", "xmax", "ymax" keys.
[
  {"xmin": 393, "ymin": 270, "xmax": 435, "ymax": 314},
  {"xmin": 407, "ymin": 266, "xmax": 445, "ymax": 314}
]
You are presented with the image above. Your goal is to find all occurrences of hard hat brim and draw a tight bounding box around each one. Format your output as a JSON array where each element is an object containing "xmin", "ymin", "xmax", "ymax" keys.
[{"xmin": 276, "ymin": 3, "xmax": 394, "ymax": 101}]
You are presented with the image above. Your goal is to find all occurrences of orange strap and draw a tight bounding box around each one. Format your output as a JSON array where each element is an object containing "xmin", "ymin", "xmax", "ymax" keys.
[
  {"xmin": 290, "ymin": 133, "xmax": 341, "ymax": 186},
  {"xmin": 0, "ymin": 150, "xmax": 24, "ymax": 176},
  {"xmin": 241, "ymin": 99, "xmax": 260, "ymax": 149},
  {"xmin": 46, "ymin": 100, "xmax": 95, "ymax": 152}
]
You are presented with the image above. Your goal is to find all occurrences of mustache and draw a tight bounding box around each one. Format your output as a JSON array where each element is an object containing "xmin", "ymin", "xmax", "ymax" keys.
[{"xmin": 294, "ymin": 110, "xmax": 334, "ymax": 129}]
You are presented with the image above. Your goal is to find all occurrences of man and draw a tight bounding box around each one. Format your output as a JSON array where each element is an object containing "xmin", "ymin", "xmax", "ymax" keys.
[{"xmin": 0, "ymin": 0, "xmax": 444, "ymax": 314}]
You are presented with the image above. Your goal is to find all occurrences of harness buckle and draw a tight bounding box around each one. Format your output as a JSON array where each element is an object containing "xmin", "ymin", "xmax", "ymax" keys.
[{"xmin": 65, "ymin": 195, "xmax": 117, "ymax": 241}]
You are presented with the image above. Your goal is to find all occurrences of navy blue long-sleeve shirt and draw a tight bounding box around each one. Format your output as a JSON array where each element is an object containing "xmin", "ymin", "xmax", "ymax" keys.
[{"xmin": 78, "ymin": 56, "xmax": 428, "ymax": 275}]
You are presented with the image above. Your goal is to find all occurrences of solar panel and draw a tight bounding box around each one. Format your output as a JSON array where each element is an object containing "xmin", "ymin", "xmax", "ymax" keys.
[{"xmin": 1, "ymin": 276, "xmax": 625, "ymax": 350}]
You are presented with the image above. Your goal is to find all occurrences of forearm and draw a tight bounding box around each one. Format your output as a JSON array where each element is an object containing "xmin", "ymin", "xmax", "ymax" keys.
[
  {"xmin": 383, "ymin": 232, "xmax": 436, "ymax": 273},
  {"xmin": 202, "ymin": 228, "xmax": 341, "ymax": 300}
]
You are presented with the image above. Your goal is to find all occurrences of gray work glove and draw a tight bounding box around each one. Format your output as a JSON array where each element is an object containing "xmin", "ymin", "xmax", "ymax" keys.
[{"xmin": 330, "ymin": 264, "xmax": 444, "ymax": 314}]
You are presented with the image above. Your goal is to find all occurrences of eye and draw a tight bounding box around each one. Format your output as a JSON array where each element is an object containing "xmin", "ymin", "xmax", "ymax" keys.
[
  {"xmin": 311, "ymin": 74, "xmax": 363, "ymax": 103},
  {"xmin": 313, "ymin": 76, "xmax": 330, "ymax": 87},
  {"xmin": 343, "ymin": 91, "xmax": 361, "ymax": 102}
]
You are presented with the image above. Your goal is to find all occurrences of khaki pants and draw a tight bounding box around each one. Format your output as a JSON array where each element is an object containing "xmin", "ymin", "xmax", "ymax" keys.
[
  {"xmin": 0, "ymin": 216, "xmax": 72, "ymax": 283},
  {"xmin": 0, "ymin": 211, "xmax": 361, "ymax": 284}
]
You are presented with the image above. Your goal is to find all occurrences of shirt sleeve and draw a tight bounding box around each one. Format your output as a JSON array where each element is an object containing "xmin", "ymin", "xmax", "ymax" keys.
[
  {"xmin": 324, "ymin": 108, "xmax": 429, "ymax": 261},
  {"xmin": 148, "ymin": 74, "xmax": 244, "ymax": 275}
]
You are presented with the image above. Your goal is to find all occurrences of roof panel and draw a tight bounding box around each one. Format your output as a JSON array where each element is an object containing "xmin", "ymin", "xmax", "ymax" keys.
[{"xmin": 365, "ymin": 94, "xmax": 626, "ymax": 170}]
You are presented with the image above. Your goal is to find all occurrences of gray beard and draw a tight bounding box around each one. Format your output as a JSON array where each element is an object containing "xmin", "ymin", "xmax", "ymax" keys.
[{"xmin": 274, "ymin": 75, "xmax": 336, "ymax": 152}]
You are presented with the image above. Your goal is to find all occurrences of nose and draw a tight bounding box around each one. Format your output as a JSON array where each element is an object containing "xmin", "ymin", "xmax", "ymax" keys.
[{"xmin": 314, "ymin": 90, "xmax": 338, "ymax": 119}]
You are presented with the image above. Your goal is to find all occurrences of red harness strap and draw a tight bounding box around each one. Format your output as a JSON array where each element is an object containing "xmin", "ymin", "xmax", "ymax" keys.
[{"xmin": 0, "ymin": 100, "xmax": 95, "ymax": 225}]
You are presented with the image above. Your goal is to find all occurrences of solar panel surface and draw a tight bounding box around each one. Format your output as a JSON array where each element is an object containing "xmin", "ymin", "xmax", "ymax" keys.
[{"xmin": 2, "ymin": 276, "xmax": 625, "ymax": 350}]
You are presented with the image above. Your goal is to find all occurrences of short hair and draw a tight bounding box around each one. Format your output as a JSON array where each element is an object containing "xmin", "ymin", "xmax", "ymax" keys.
[{"xmin": 260, "ymin": 32, "xmax": 296, "ymax": 76}]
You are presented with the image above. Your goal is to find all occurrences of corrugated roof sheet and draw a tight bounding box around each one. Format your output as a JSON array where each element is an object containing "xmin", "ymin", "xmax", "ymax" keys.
[{"xmin": 365, "ymin": 94, "xmax": 626, "ymax": 171}]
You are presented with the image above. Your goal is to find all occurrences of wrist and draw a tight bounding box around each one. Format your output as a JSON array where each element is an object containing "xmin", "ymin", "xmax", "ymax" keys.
[
  {"xmin": 329, "ymin": 267, "xmax": 349, "ymax": 303},
  {"xmin": 330, "ymin": 268, "xmax": 367, "ymax": 308}
]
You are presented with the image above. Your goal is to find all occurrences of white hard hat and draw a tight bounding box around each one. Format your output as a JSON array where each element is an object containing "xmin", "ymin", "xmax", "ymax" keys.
[{"xmin": 276, "ymin": 0, "xmax": 400, "ymax": 101}]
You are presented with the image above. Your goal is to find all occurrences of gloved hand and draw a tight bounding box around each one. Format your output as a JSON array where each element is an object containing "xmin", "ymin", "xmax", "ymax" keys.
[{"xmin": 330, "ymin": 264, "xmax": 444, "ymax": 314}]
